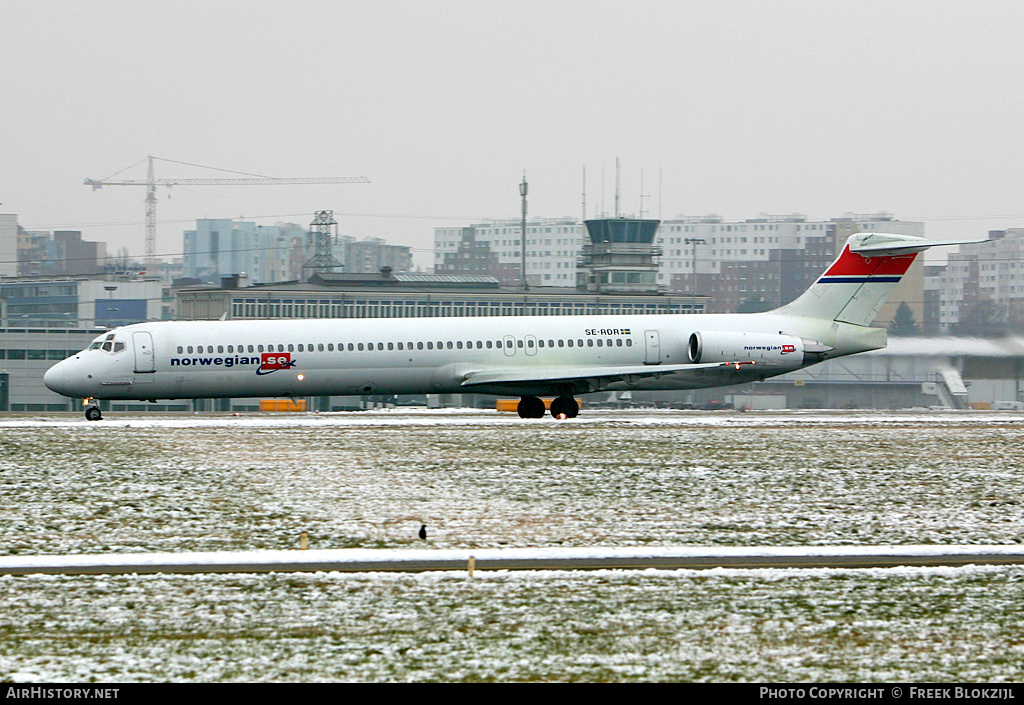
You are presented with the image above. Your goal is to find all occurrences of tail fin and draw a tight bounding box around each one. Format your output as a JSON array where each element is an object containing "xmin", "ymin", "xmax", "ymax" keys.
[{"xmin": 780, "ymin": 233, "xmax": 984, "ymax": 326}]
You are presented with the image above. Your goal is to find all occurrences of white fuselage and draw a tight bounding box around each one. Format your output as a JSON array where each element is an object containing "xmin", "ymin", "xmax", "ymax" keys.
[{"xmin": 43, "ymin": 311, "xmax": 883, "ymax": 402}]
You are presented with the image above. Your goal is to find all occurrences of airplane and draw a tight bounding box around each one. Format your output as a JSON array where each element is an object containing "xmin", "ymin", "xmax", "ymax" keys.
[{"xmin": 44, "ymin": 232, "xmax": 980, "ymax": 421}]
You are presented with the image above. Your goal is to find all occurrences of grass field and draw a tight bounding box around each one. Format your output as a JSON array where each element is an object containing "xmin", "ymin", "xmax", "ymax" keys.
[{"xmin": 1, "ymin": 410, "xmax": 1022, "ymax": 681}]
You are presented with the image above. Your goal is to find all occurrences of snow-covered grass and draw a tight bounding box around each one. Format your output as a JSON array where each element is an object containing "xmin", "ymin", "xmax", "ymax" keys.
[
  {"xmin": 2, "ymin": 410, "xmax": 1022, "ymax": 554},
  {"xmin": 1, "ymin": 410, "xmax": 1023, "ymax": 681},
  {"xmin": 2, "ymin": 566, "xmax": 1023, "ymax": 682}
]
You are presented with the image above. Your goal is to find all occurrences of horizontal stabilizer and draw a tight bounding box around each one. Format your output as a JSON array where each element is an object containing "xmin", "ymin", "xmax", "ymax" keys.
[{"xmin": 850, "ymin": 233, "xmax": 988, "ymax": 257}]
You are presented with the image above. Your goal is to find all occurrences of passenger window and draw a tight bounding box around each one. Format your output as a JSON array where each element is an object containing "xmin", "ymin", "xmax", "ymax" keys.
[
  {"xmin": 417, "ymin": 342, "xmax": 424, "ymax": 350},
  {"xmin": 517, "ymin": 340, "xmax": 524, "ymax": 348},
  {"xmin": 378, "ymin": 343, "xmax": 384, "ymax": 351},
  {"xmin": 548, "ymin": 340, "xmax": 554, "ymax": 347},
  {"xmin": 558, "ymin": 340, "xmax": 564, "ymax": 347},
  {"xmin": 616, "ymin": 339, "xmax": 623, "ymax": 347},
  {"xmin": 298, "ymin": 344, "xmax": 304, "ymax": 352},
  {"xmin": 187, "ymin": 346, "xmax": 194, "ymax": 354},
  {"xmin": 288, "ymin": 344, "xmax": 294, "ymax": 352},
  {"xmin": 457, "ymin": 341, "xmax": 463, "ymax": 349},
  {"xmin": 446, "ymin": 342, "xmax": 453, "ymax": 349},
  {"xmin": 597, "ymin": 339, "xmax": 603, "ymax": 347},
  {"xmin": 567, "ymin": 339, "xmax": 573, "ymax": 347},
  {"xmin": 358, "ymin": 343, "xmax": 364, "ymax": 351},
  {"xmin": 476, "ymin": 341, "xmax": 482, "ymax": 349},
  {"xmin": 427, "ymin": 342, "xmax": 433, "ymax": 350},
  {"xmin": 177, "ymin": 346, "xmax": 183, "ymax": 354},
  {"xmin": 486, "ymin": 341, "xmax": 492, "ymax": 349},
  {"xmin": 388, "ymin": 343, "xmax": 394, "ymax": 350},
  {"xmin": 587, "ymin": 339, "xmax": 594, "ymax": 347},
  {"xmin": 538, "ymin": 340, "xmax": 545, "ymax": 348},
  {"xmin": 348, "ymin": 343, "xmax": 354, "ymax": 351},
  {"xmin": 626, "ymin": 339, "xmax": 633, "ymax": 347},
  {"xmin": 248, "ymin": 345, "xmax": 255, "ymax": 353},
  {"xmin": 218, "ymin": 345, "xmax": 224, "ymax": 353}
]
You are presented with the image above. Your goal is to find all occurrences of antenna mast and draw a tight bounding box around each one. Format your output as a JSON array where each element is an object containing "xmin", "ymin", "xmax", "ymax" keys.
[
  {"xmin": 304, "ymin": 210, "xmax": 342, "ymax": 278},
  {"xmin": 614, "ymin": 157, "xmax": 621, "ymax": 218},
  {"xmin": 520, "ymin": 172, "xmax": 529, "ymax": 291}
]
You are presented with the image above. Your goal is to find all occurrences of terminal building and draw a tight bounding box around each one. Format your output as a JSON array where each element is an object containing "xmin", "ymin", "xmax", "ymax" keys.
[{"xmin": 175, "ymin": 270, "xmax": 706, "ymax": 322}]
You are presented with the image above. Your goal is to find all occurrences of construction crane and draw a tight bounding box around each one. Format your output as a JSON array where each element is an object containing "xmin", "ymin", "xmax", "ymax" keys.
[{"xmin": 85, "ymin": 155, "xmax": 370, "ymax": 266}]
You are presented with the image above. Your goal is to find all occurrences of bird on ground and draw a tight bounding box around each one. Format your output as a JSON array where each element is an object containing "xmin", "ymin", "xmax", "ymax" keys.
[{"xmin": 418, "ymin": 524, "xmax": 427, "ymax": 540}]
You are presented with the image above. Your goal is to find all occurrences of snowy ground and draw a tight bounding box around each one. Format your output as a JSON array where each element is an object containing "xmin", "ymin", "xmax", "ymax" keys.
[{"xmin": 1, "ymin": 409, "xmax": 1023, "ymax": 681}]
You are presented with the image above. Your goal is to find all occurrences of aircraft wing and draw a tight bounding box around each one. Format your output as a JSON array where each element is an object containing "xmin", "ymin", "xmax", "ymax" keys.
[{"xmin": 460, "ymin": 360, "xmax": 757, "ymax": 395}]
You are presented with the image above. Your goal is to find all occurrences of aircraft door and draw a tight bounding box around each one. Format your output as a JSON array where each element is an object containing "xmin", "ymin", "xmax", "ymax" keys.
[
  {"xmin": 132, "ymin": 331, "xmax": 155, "ymax": 373},
  {"xmin": 503, "ymin": 335, "xmax": 516, "ymax": 356},
  {"xmin": 644, "ymin": 330, "xmax": 661, "ymax": 365}
]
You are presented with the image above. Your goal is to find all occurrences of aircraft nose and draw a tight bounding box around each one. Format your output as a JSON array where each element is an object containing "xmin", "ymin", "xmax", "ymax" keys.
[{"xmin": 43, "ymin": 359, "xmax": 71, "ymax": 396}]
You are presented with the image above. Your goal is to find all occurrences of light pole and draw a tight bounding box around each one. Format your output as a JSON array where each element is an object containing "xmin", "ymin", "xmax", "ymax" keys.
[
  {"xmin": 685, "ymin": 238, "xmax": 706, "ymax": 296},
  {"xmin": 104, "ymin": 285, "xmax": 117, "ymax": 327}
]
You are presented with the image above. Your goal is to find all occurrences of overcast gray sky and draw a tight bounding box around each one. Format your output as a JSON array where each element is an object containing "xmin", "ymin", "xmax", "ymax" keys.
[{"xmin": 3, "ymin": 0, "xmax": 1023, "ymax": 267}]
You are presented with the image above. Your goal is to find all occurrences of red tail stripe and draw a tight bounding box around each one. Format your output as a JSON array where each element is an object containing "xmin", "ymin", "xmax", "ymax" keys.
[{"xmin": 823, "ymin": 246, "xmax": 917, "ymax": 277}]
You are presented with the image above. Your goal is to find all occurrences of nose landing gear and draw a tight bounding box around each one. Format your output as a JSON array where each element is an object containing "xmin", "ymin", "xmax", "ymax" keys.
[{"xmin": 84, "ymin": 399, "xmax": 102, "ymax": 421}]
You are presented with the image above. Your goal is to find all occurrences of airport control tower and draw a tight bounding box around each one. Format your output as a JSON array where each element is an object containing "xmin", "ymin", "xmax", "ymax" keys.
[{"xmin": 576, "ymin": 218, "xmax": 663, "ymax": 294}]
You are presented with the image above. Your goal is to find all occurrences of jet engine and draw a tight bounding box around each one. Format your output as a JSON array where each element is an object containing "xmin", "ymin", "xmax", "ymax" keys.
[{"xmin": 687, "ymin": 331, "xmax": 831, "ymax": 368}]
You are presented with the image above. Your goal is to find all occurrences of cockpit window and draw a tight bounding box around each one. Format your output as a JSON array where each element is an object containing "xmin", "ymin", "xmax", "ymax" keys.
[{"xmin": 92, "ymin": 335, "xmax": 126, "ymax": 354}]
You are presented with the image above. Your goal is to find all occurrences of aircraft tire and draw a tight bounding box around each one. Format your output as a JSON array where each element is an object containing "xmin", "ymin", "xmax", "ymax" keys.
[
  {"xmin": 85, "ymin": 406, "xmax": 102, "ymax": 422},
  {"xmin": 517, "ymin": 396, "xmax": 546, "ymax": 419},
  {"xmin": 550, "ymin": 396, "xmax": 579, "ymax": 419}
]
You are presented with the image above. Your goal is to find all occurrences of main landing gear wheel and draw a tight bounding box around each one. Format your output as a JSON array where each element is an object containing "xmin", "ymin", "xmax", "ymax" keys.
[
  {"xmin": 549, "ymin": 396, "xmax": 579, "ymax": 419},
  {"xmin": 517, "ymin": 395, "xmax": 546, "ymax": 419},
  {"xmin": 85, "ymin": 406, "xmax": 102, "ymax": 421}
]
